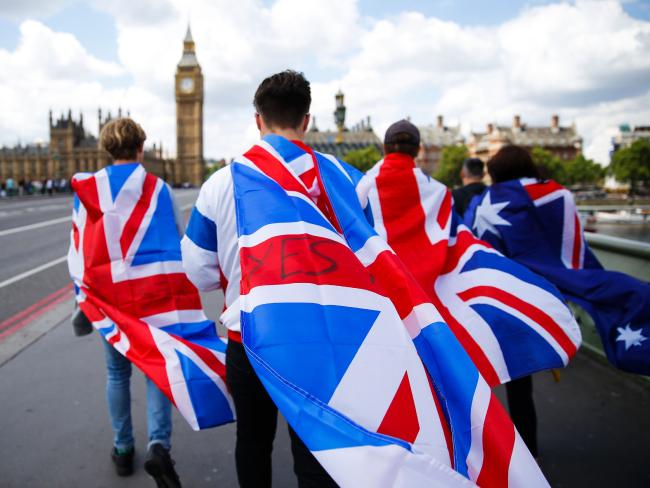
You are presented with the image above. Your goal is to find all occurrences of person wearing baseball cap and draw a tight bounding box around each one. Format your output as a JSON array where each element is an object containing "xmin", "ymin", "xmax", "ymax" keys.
[{"xmin": 382, "ymin": 119, "xmax": 421, "ymax": 158}]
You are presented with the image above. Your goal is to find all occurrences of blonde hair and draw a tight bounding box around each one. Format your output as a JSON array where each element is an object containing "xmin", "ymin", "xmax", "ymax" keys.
[{"xmin": 99, "ymin": 118, "xmax": 146, "ymax": 160}]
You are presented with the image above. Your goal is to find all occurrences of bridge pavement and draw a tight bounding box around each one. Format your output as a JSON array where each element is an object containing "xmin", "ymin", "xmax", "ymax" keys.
[
  {"xmin": 0, "ymin": 190, "xmax": 199, "ymax": 349},
  {"xmin": 0, "ymin": 290, "xmax": 299, "ymax": 488},
  {"xmin": 1, "ymin": 192, "xmax": 649, "ymax": 487},
  {"xmin": 1, "ymin": 297, "xmax": 648, "ymax": 487}
]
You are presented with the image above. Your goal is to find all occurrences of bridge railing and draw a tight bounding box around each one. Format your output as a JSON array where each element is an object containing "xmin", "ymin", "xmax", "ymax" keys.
[
  {"xmin": 577, "ymin": 204, "xmax": 650, "ymax": 212},
  {"xmin": 584, "ymin": 232, "xmax": 650, "ymax": 281},
  {"xmin": 573, "ymin": 233, "xmax": 649, "ymax": 368}
]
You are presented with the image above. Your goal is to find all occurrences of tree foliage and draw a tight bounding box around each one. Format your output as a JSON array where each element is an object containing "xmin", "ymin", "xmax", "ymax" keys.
[
  {"xmin": 564, "ymin": 155, "xmax": 605, "ymax": 186},
  {"xmin": 530, "ymin": 147, "xmax": 604, "ymax": 186},
  {"xmin": 530, "ymin": 147, "xmax": 566, "ymax": 183},
  {"xmin": 343, "ymin": 145, "xmax": 383, "ymax": 173},
  {"xmin": 434, "ymin": 145, "xmax": 469, "ymax": 187},
  {"xmin": 610, "ymin": 138, "xmax": 650, "ymax": 194}
]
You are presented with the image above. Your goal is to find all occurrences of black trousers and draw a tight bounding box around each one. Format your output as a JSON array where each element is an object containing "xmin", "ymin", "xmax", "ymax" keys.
[
  {"xmin": 505, "ymin": 375, "xmax": 538, "ymax": 457},
  {"xmin": 226, "ymin": 340, "xmax": 338, "ymax": 488}
]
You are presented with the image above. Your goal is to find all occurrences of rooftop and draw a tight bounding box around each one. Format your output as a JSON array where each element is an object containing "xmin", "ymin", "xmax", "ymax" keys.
[
  {"xmin": 0, "ymin": 143, "xmax": 49, "ymax": 156},
  {"xmin": 178, "ymin": 25, "xmax": 199, "ymax": 68},
  {"xmin": 305, "ymin": 118, "xmax": 381, "ymax": 159},
  {"xmin": 419, "ymin": 116, "xmax": 464, "ymax": 147},
  {"xmin": 471, "ymin": 115, "xmax": 582, "ymax": 148}
]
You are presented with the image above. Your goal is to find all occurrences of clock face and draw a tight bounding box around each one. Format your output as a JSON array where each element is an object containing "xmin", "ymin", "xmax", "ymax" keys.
[{"xmin": 180, "ymin": 77, "xmax": 194, "ymax": 93}]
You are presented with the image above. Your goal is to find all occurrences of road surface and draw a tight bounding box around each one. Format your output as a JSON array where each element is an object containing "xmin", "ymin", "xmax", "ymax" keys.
[
  {"xmin": 1, "ymin": 192, "xmax": 649, "ymax": 487},
  {"xmin": 0, "ymin": 191, "xmax": 200, "ymax": 335}
]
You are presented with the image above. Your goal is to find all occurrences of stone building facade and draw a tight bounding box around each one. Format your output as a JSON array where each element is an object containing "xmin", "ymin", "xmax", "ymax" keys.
[
  {"xmin": 416, "ymin": 115, "xmax": 464, "ymax": 175},
  {"xmin": 0, "ymin": 109, "xmax": 170, "ymax": 188},
  {"xmin": 611, "ymin": 124, "xmax": 650, "ymax": 152},
  {"xmin": 468, "ymin": 114, "xmax": 582, "ymax": 162}
]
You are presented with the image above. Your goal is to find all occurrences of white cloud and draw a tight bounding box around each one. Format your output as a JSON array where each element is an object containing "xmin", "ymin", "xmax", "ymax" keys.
[
  {"xmin": 99, "ymin": 0, "xmax": 364, "ymax": 156},
  {"xmin": 324, "ymin": 0, "xmax": 650, "ymax": 164},
  {"xmin": 0, "ymin": 20, "xmax": 124, "ymax": 145},
  {"xmin": 498, "ymin": 0, "xmax": 650, "ymax": 105},
  {"xmin": 0, "ymin": 0, "xmax": 649, "ymax": 165},
  {"xmin": 5, "ymin": 20, "xmax": 123, "ymax": 80}
]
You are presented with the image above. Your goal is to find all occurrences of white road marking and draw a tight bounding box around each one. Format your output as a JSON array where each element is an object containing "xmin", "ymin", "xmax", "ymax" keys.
[
  {"xmin": 0, "ymin": 217, "xmax": 70, "ymax": 237},
  {"xmin": 0, "ymin": 204, "xmax": 193, "ymax": 239},
  {"xmin": 0, "ymin": 201, "xmax": 195, "ymax": 289},
  {"xmin": 0, "ymin": 256, "xmax": 68, "ymax": 289}
]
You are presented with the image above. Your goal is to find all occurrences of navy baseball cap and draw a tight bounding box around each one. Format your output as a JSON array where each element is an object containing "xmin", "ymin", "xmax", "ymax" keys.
[{"xmin": 384, "ymin": 119, "xmax": 420, "ymax": 146}]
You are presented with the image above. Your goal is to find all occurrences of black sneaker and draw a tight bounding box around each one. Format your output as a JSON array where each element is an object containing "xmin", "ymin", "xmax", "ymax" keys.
[
  {"xmin": 144, "ymin": 443, "xmax": 182, "ymax": 488},
  {"xmin": 111, "ymin": 446, "xmax": 134, "ymax": 476}
]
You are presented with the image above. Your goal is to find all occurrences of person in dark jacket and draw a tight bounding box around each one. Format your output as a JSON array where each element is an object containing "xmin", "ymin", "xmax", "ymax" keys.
[{"xmin": 452, "ymin": 157, "xmax": 486, "ymax": 218}]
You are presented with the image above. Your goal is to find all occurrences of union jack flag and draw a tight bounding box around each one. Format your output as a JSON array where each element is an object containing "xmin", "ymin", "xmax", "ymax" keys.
[
  {"xmin": 67, "ymin": 163, "xmax": 234, "ymax": 430},
  {"xmin": 464, "ymin": 178, "xmax": 650, "ymax": 375},
  {"xmin": 232, "ymin": 135, "xmax": 548, "ymax": 487},
  {"xmin": 358, "ymin": 155, "xmax": 581, "ymax": 386}
]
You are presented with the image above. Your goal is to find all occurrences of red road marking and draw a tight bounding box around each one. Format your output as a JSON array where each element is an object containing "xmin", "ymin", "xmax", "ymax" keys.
[{"xmin": 0, "ymin": 285, "xmax": 74, "ymax": 342}]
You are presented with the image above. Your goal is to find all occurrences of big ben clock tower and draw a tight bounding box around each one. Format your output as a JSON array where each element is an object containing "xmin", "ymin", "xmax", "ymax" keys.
[{"xmin": 175, "ymin": 26, "xmax": 203, "ymax": 186}]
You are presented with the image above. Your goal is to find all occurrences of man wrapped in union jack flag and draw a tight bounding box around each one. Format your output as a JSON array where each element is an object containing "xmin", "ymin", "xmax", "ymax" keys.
[
  {"xmin": 68, "ymin": 118, "xmax": 234, "ymax": 487},
  {"xmin": 464, "ymin": 145, "xmax": 650, "ymax": 376},
  {"xmin": 356, "ymin": 120, "xmax": 581, "ymax": 459},
  {"xmin": 182, "ymin": 70, "xmax": 548, "ymax": 487}
]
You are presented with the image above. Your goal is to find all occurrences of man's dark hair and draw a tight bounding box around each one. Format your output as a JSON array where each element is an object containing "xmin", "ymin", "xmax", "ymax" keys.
[
  {"xmin": 463, "ymin": 158, "xmax": 484, "ymax": 178},
  {"xmin": 487, "ymin": 145, "xmax": 540, "ymax": 183},
  {"xmin": 384, "ymin": 133, "xmax": 420, "ymax": 158},
  {"xmin": 253, "ymin": 70, "xmax": 311, "ymax": 129}
]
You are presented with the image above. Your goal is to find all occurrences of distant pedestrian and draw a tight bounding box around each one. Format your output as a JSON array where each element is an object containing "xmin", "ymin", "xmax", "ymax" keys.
[
  {"xmin": 451, "ymin": 157, "xmax": 486, "ymax": 218},
  {"xmin": 67, "ymin": 118, "xmax": 183, "ymax": 487},
  {"xmin": 45, "ymin": 179, "xmax": 53, "ymax": 196}
]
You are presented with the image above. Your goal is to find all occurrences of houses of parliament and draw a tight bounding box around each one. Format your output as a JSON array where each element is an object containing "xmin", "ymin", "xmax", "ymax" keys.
[{"xmin": 0, "ymin": 28, "xmax": 204, "ymax": 188}]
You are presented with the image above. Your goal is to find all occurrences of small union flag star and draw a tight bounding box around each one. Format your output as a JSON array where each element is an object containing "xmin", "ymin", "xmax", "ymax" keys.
[
  {"xmin": 616, "ymin": 324, "xmax": 647, "ymax": 351},
  {"xmin": 473, "ymin": 192, "xmax": 511, "ymax": 238}
]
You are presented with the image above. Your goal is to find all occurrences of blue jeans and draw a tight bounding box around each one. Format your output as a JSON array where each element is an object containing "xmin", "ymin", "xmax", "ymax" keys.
[{"xmin": 101, "ymin": 337, "xmax": 172, "ymax": 451}]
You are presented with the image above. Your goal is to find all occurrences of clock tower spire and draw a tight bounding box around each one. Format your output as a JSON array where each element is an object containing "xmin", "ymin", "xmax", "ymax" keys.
[{"xmin": 175, "ymin": 24, "xmax": 204, "ymax": 186}]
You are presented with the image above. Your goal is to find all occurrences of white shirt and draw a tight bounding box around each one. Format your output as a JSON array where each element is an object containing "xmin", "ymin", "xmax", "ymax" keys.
[{"xmin": 181, "ymin": 166, "xmax": 242, "ymax": 332}]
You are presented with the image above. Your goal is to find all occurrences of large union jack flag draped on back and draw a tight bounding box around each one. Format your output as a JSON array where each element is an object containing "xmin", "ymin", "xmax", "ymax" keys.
[
  {"xmin": 357, "ymin": 154, "xmax": 581, "ymax": 386},
  {"xmin": 464, "ymin": 178, "xmax": 650, "ymax": 375},
  {"xmin": 232, "ymin": 135, "xmax": 548, "ymax": 487},
  {"xmin": 67, "ymin": 163, "xmax": 234, "ymax": 430}
]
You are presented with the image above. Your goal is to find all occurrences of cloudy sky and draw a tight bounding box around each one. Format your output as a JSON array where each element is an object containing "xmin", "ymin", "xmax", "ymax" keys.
[{"xmin": 0, "ymin": 0, "xmax": 649, "ymax": 164}]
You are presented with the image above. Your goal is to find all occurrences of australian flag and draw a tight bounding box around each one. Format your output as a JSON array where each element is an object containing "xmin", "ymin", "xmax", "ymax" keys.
[
  {"xmin": 231, "ymin": 135, "xmax": 548, "ymax": 487},
  {"xmin": 465, "ymin": 178, "xmax": 650, "ymax": 375},
  {"xmin": 67, "ymin": 163, "xmax": 234, "ymax": 430}
]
